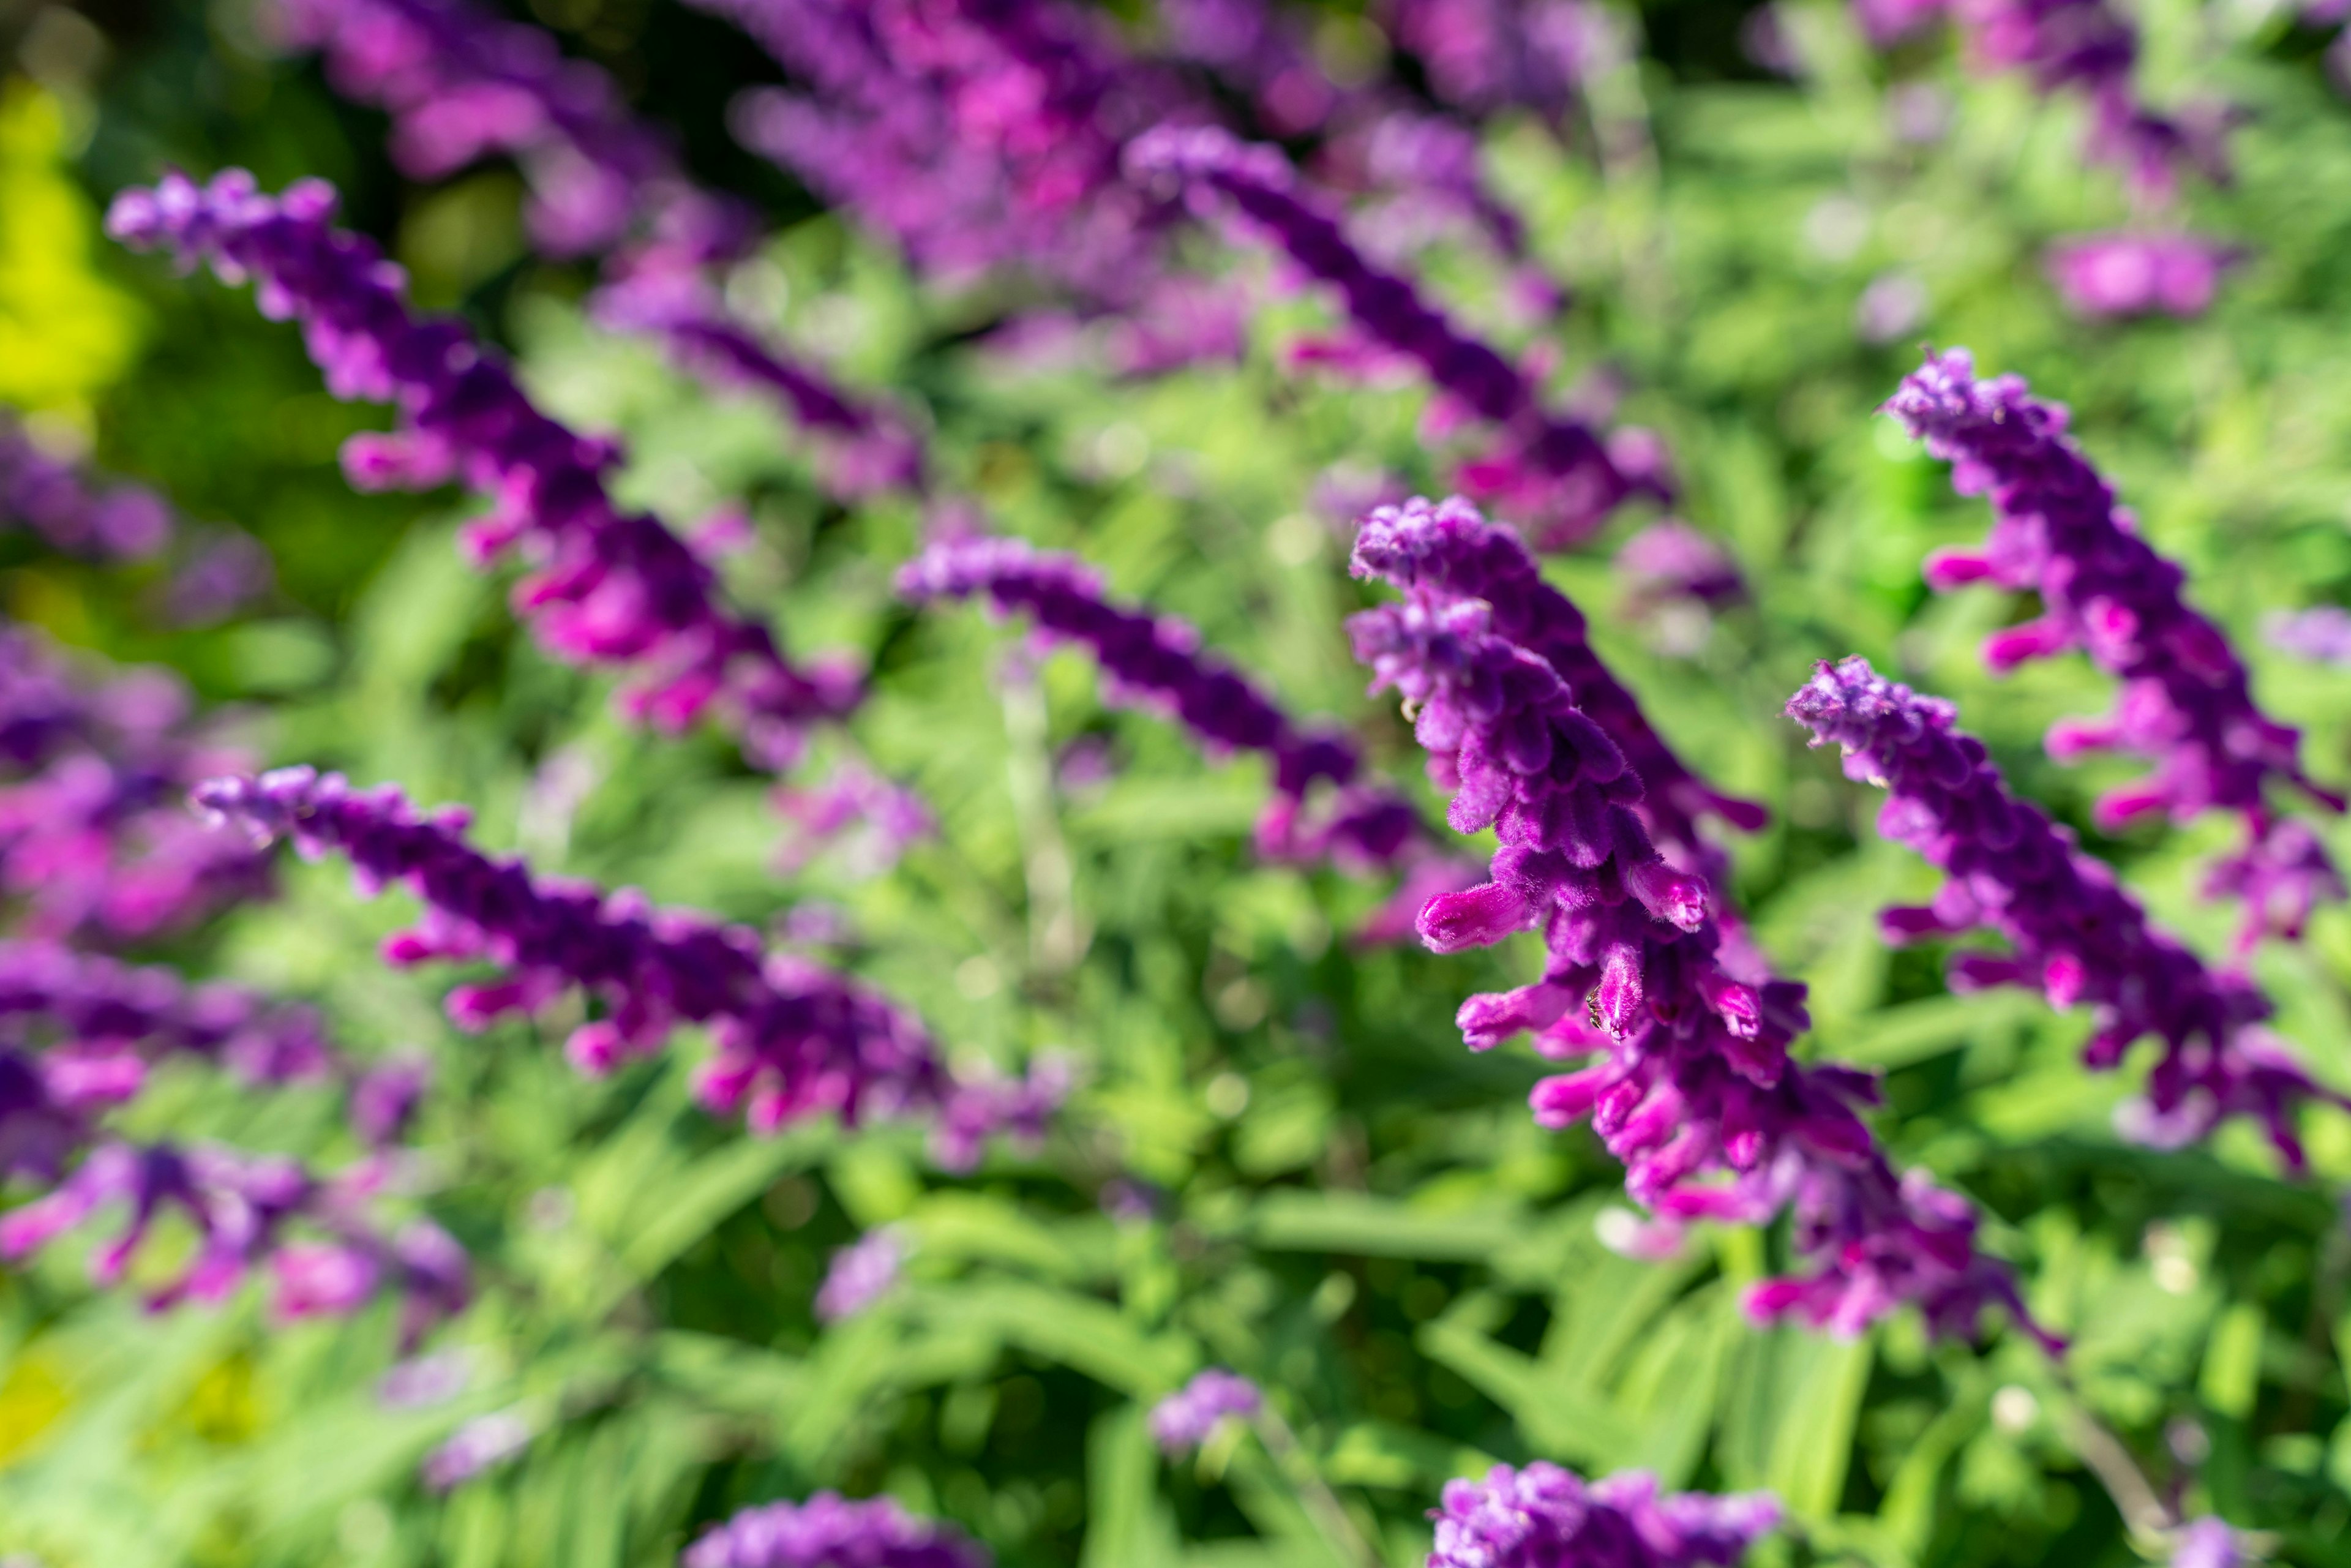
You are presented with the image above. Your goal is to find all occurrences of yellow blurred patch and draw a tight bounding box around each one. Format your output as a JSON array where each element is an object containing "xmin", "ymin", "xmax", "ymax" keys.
[
  {"xmin": 0, "ymin": 81, "xmax": 144, "ymax": 419},
  {"xmin": 0, "ymin": 1354, "xmax": 70, "ymax": 1467}
]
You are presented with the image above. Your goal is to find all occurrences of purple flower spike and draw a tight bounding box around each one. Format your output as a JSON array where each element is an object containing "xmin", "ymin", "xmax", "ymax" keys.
[
  {"xmin": 814, "ymin": 1227, "xmax": 904, "ymax": 1321},
  {"xmin": 421, "ymin": 1408, "xmax": 533, "ymax": 1491},
  {"xmin": 1788, "ymin": 656, "xmax": 2347, "ymax": 1161},
  {"xmin": 1351, "ymin": 497, "xmax": 1764, "ymax": 887},
  {"xmin": 0, "ymin": 416, "xmax": 173, "ymax": 561},
  {"xmin": 193, "ymin": 767, "xmax": 1047, "ymax": 1160},
  {"xmin": 2170, "ymin": 1517, "xmax": 2254, "ymax": 1568},
  {"xmin": 1889, "ymin": 349, "xmax": 2341, "ymax": 948},
  {"xmin": 1429, "ymin": 1463, "xmax": 1778, "ymax": 1568},
  {"xmin": 1127, "ymin": 127, "xmax": 1661, "ymax": 547},
  {"xmin": 1353, "ymin": 502, "xmax": 2039, "ymax": 1346},
  {"xmin": 2047, "ymin": 233, "xmax": 2238, "ymax": 320},
  {"xmin": 898, "ymin": 536, "xmax": 1419, "ymax": 870},
  {"xmin": 1149, "ymin": 1368, "xmax": 1263, "ymax": 1454},
  {"xmin": 683, "ymin": 1492, "xmax": 991, "ymax": 1568},
  {"xmin": 106, "ymin": 170, "xmax": 861, "ymax": 768}
]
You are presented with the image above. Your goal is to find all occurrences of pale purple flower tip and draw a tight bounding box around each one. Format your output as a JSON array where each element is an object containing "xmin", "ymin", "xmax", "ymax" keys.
[
  {"xmin": 1149, "ymin": 1368, "xmax": 1262, "ymax": 1454},
  {"xmin": 2047, "ymin": 233, "xmax": 2238, "ymax": 320},
  {"xmin": 814, "ymin": 1228, "xmax": 904, "ymax": 1322},
  {"xmin": 0, "ymin": 415, "xmax": 175, "ymax": 561},
  {"xmin": 379, "ymin": 1348, "xmax": 471, "ymax": 1409},
  {"xmin": 2170, "ymin": 1517, "xmax": 2255, "ymax": 1568},
  {"xmin": 1429, "ymin": 1462, "xmax": 1779, "ymax": 1568},
  {"xmin": 421, "ymin": 1408, "xmax": 533, "ymax": 1491},
  {"xmin": 682, "ymin": 1491, "xmax": 991, "ymax": 1568},
  {"xmin": 2267, "ymin": 607, "xmax": 2351, "ymax": 667}
]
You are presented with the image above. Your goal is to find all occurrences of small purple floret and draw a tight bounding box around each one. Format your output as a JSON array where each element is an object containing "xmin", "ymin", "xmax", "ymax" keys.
[
  {"xmin": 1149, "ymin": 1368, "xmax": 1263, "ymax": 1453},
  {"xmin": 683, "ymin": 1491, "xmax": 991, "ymax": 1568},
  {"xmin": 1428, "ymin": 1462, "xmax": 1778, "ymax": 1568}
]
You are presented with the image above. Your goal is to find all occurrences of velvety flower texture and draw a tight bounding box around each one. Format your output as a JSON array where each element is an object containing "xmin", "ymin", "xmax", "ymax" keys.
[
  {"xmin": 1148, "ymin": 1368, "xmax": 1263, "ymax": 1453},
  {"xmin": 1428, "ymin": 1463, "xmax": 1777, "ymax": 1568},
  {"xmin": 1126, "ymin": 127, "xmax": 1663, "ymax": 547},
  {"xmin": 1350, "ymin": 500, "xmax": 2041, "ymax": 1344},
  {"xmin": 898, "ymin": 536, "xmax": 1418, "ymax": 869},
  {"xmin": 0, "ymin": 631, "xmax": 269, "ymax": 944},
  {"xmin": 683, "ymin": 1493, "xmax": 991, "ymax": 1568},
  {"xmin": 1788, "ymin": 656, "xmax": 2345, "ymax": 1160},
  {"xmin": 107, "ymin": 171, "xmax": 861, "ymax": 767},
  {"xmin": 1889, "ymin": 349, "xmax": 2341, "ymax": 948},
  {"xmin": 2046, "ymin": 233, "xmax": 2238, "ymax": 320},
  {"xmin": 0, "ymin": 415, "xmax": 171, "ymax": 560},
  {"xmin": 193, "ymin": 767, "xmax": 1057, "ymax": 1161}
]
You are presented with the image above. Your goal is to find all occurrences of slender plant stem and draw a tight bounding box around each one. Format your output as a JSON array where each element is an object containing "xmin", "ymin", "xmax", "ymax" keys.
[
  {"xmin": 1253, "ymin": 1406, "xmax": 1387, "ymax": 1568},
  {"xmin": 999, "ymin": 655, "xmax": 1090, "ymax": 975}
]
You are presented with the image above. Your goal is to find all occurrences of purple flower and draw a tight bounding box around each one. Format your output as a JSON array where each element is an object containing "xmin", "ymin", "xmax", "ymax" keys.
[
  {"xmin": 898, "ymin": 536, "xmax": 1418, "ymax": 870},
  {"xmin": 2267, "ymin": 606, "xmax": 2351, "ymax": 666},
  {"xmin": 107, "ymin": 171, "xmax": 861, "ymax": 769},
  {"xmin": 772, "ymin": 765, "xmax": 937, "ymax": 879},
  {"xmin": 682, "ymin": 1492, "xmax": 991, "ymax": 1568},
  {"xmin": 379, "ymin": 1348, "xmax": 471, "ymax": 1408},
  {"xmin": 349, "ymin": 1053, "xmax": 433, "ymax": 1148},
  {"xmin": 928, "ymin": 1053, "xmax": 1073, "ymax": 1172},
  {"xmin": 2170, "ymin": 1517, "xmax": 2254, "ymax": 1568},
  {"xmin": 1149, "ymin": 1368, "xmax": 1262, "ymax": 1453},
  {"xmin": 1385, "ymin": 0, "xmax": 1607, "ymax": 118},
  {"xmin": 814, "ymin": 1228, "xmax": 904, "ymax": 1321},
  {"xmin": 0, "ymin": 415, "xmax": 173, "ymax": 561},
  {"xmin": 1428, "ymin": 1463, "xmax": 1778, "ymax": 1568},
  {"xmin": 1888, "ymin": 349, "xmax": 2341, "ymax": 948},
  {"xmin": 421, "ymin": 1408, "xmax": 533, "ymax": 1491},
  {"xmin": 1787, "ymin": 656, "xmax": 2346, "ymax": 1161},
  {"xmin": 193, "ymin": 767, "xmax": 1049, "ymax": 1160},
  {"xmin": 1352, "ymin": 501, "xmax": 2042, "ymax": 1346},
  {"xmin": 2047, "ymin": 233, "xmax": 2238, "ymax": 320},
  {"xmin": 1126, "ymin": 127, "xmax": 1660, "ymax": 547},
  {"xmin": 1615, "ymin": 522, "xmax": 1745, "ymax": 655}
]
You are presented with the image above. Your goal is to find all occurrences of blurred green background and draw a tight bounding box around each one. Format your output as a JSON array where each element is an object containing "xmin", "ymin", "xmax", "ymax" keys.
[{"xmin": 7, "ymin": 0, "xmax": 2351, "ymax": 1564}]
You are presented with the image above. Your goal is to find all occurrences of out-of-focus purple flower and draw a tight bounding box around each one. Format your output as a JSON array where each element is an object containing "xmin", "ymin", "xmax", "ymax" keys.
[
  {"xmin": 1616, "ymin": 522, "xmax": 1744, "ymax": 609},
  {"xmin": 1127, "ymin": 126, "xmax": 1662, "ymax": 548},
  {"xmin": 1887, "ymin": 83, "xmax": 1953, "ymax": 142},
  {"xmin": 107, "ymin": 171, "xmax": 863, "ymax": 770},
  {"xmin": 1352, "ymin": 501, "xmax": 2042, "ymax": 1346},
  {"xmin": 1856, "ymin": 272, "xmax": 1929, "ymax": 343},
  {"xmin": 814, "ymin": 1227, "xmax": 904, "ymax": 1321},
  {"xmin": 380, "ymin": 1348, "xmax": 471, "ymax": 1408},
  {"xmin": 683, "ymin": 1492, "xmax": 991, "ymax": 1568},
  {"xmin": 421, "ymin": 1408, "xmax": 533, "ymax": 1491},
  {"xmin": 898, "ymin": 535, "xmax": 1419, "ymax": 870},
  {"xmin": 350, "ymin": 1053, "xmax": 433, "ymax": 1148},
  {"xmin": 1889, "ymin": 350, "xmax": 2341, "ymax": 948},
  {"xmin": 2047, "ymin": 233, "xmax": 2238, "ymax": 320},
  {"xmin": 773, "ymin": 765, "xmax": 937, "ymax": 879},
  {"xmin": 2170, "ymin": 1517, "xmax": 2254, "ymax": 1568},
  {"xmin": 195, "ymin": 768, "xmax": 1048, "ymax": 1160},
  {"xmin": 1384, "ymin": 0, "xmax": 1605, "ymax": 118},
  {"xmin": 266, "ymin": 0, "xmax": 674, "ymax": 257},
  {"xmin": 1149, "ymin": 1368, "xmax": 1262, "ymax": 1453},
  {"xmin": 1854, "ymin": 0, "xmax": 1948, "ymax": 43},
  {"xmin": 2268, "ymin": 606, "xmax": 2351, "ymax": 666},
  {"xmin": 0, "ymin": 415, "xmax": 173, "ymax": 561},
  {"xmin": 0, "ymin": 1139, "xmax": 468, "ymax": 1340},
  {"xmin": 1428, "ymin": 1463, "xmax": 1779, "ymax": 1568},
  {"xmin": 163, "ymin": 528, "xmax": 277, "ymax": 626},
  {"xmin": 1788, "ymin": 656, "xmax": 2346, "ymax": 1161},
  {"xmin": 1098, "ymin": 1177, "xmax": 1163, "ymax": 1223},
  {"xmin": 929, "ymin": 1053, "xmax": 1073, "ymax": 1171}
]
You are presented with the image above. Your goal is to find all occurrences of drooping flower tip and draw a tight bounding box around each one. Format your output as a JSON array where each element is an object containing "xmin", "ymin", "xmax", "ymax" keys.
[
  {"xmin": 1430, "ymin": 1462, "xmax": 1778, "ymax": 1568},
  {"xmin": 683, "ymin": 1492, "xmax": 991, "ymax": 1568},
  {"xmin": 421, "ymin": 1408, "xmax": 533, "ymax": 1492},
  {"xmin": 1149, "ymin": 1368, "xmax": 1263, "ymax": 1454}
]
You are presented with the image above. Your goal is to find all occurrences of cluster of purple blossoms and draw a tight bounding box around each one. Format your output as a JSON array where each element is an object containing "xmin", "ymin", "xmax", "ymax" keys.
[
  {"xmin": 1888, "ymin": 350, "xmax": 2342, "ymax": 949},
  {"xmin": 1788, "ymin": 656, "xmax": 2344, "ymax": 1158},
  {"xmin": 683, "ymin": 1493, "xmax": 991, "ymax": 1568},
  {"xmin": 1148, "ymin": 1368, "xmax": 1264, "ymax": 1453},
  {"xmin": 264, "ymin": 0, "xmax": 928, "ymax": 497},
  {"xmin": 0, "ymin": 415, "xmax": 172, "ymax": 561},
  {"xmin": 107, "ymin": 171, "xmax": 864, "ymax": 768},
  {"xmin": 2046, "ymin": 234, "xmax": 2240, "ymax": 321},
  {"xmin": 0, "ymin": 631, "xmax": 269, "ymax": 944},
  {"xmin": 1349, "ymin": 498, "xmax": 2039, "ymax": 1343},
  {"xmin": 1128, "ymin": 126, "xmax": 1663, "ymax": 547},
  {"xmin": 192, "ymin": 767, "xmax": 1060, "ymax": 1161},
  {"xmin": 898, "ymin": 535, "xmax": 1418, "ymax": 871},
  {"xmin": 0, "ymin": 938, "xmax": 468, "ymax": 1341},
  {"xmin": 1383, "ymin": 0, "xmax": 1610, "ymax": 121},
  {"xmin": 1428, "ymin": 1463, "xmax": 1779, "ymax": 1568}
]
